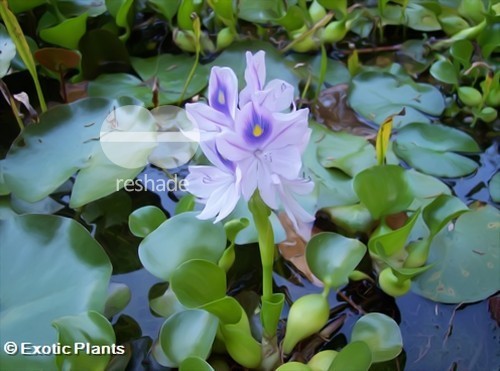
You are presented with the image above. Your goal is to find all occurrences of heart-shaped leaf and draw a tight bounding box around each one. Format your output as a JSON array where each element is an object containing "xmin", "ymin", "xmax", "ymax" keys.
[
  {"xmin": 0, "ymin": 214, "xmax": 111, "ymax": 369},
  {"xmin": 129, "ymin": 205, "xmax": 167, "ymax": 238},
  {"xmin": 353, "ymin": 165, "xmax": 414, "ymax": 219},
  {"xmin": 306, "ymin": 232, "xmax": 367, "ymax": 289},
  {"xmin": 139, "ymin": 212, "xmax": 226, "ymax": 281},
  {"xmin": 159, "ymin": 309, "xmax": 218, "ymax": 367},
  {"xmin": 350, "ymin": 313, "xmax": 403, "ymax": 363}
]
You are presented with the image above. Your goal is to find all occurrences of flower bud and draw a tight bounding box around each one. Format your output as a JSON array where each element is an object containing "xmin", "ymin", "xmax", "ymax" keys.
[
  {"xmin": 321, "ymin": 21, "xmax": 347, "ymax": 44},
  {"xmin": 378, "ymin": 267, "xmax": 411, "ymax": 297},
  {"xmin": 173, "ymin": 29, "xmax": 197, "ymax": 53},
  {"xmin": 282, "ymin": 294, "xmax": 329, "ymax": 354},
  {"xmin": 217, "ymin": 27, "xmax": 235, "ymax": 51},
  {"xmin": 478, "ymin": 107, "xmax": 498, "ymax": 123},
  {"xmin": 290, "ymin": 26, "xmax": 319, "ymax": 52},
  {"xmin": 458, "ymin": 86, "xmax": 483, "ymax": 107}
]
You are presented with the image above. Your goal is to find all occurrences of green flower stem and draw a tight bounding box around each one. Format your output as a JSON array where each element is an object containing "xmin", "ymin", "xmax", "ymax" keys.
[
  {"xmin": 248, "ymin": 192, "xmax": 283, "ymax": 369},
  {"xmin": 249, "ymin": 191, "xmax": 275, "ymax": 300}
]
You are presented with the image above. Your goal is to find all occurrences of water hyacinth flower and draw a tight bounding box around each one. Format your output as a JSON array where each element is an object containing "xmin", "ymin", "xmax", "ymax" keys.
[{"xmin": 186, "ymin": 51, "xmax": 314, "ymax": 238}]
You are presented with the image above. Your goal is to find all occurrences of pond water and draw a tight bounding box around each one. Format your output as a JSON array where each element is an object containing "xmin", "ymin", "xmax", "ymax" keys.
[{"xmin": 111, "ymin": 144, "xmax": 499, "ymax": 370}]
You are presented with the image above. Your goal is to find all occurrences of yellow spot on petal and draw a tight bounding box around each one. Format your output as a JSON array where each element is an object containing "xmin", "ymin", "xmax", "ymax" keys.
[
  {"xmin": 218, "ymin": 90, "xmax": 225, "ymax": 105},
  {"xmin": 253, "ymin": 124, "xmax": 263, "ymax": 137}
]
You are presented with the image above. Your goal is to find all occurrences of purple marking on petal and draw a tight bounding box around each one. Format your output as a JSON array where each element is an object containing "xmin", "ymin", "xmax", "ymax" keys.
[
  {"xmin": 242, "ymin": 104, "xmax": 272, "ymax": 145},
  {"xmin": 210, "ymin": 75, "xmax": 230, "ymax": 115}
]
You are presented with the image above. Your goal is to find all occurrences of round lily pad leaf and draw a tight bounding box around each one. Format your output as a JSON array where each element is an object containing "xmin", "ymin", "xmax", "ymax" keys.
[
  {"xmin": 306, "ymin": 232, "xmax": 367, "ymax": 289},
  {"xmin": 351, "ymin": 313, "xmax": 403, "ymax": 363},
  {"xmin": 394, "ymin": 123, "xmax": 480, "ymax": 178},
  {"xmin": 0, "ymin": 214, "xmax": 111, "ymax": 369},
  {"xmin": 412, "ymin": 205, "xmax": 500, "ymax": 303},
  {"xmin": 1, "ymin": 97, "xmax": 153, "ymax": 208},
  {"xmin": 139, "ymin": 212, "xmax": 226, "ymax": 281},
  {"xmin": 430, "ymin": 60, "xmax": 458, "ymax": 85},
  {"xmin": 348, "ymin": 71, "xmax": 445, "ymax": 127},
  {"xmin": 129, "ymin": 205, "xmax": 167, "ymax": 238},
  {"xmin": 159, "ymin": 309, "xmax": 218, "ymax": 367}
]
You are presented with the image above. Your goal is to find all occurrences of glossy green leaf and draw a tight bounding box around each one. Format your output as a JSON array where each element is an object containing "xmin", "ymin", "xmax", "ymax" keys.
[
  {"xmin": 450, "ymin": 39, "xmax": 473, "ymax": 68},
  {"xmin": 171, "ymin": 260, "xmax": 226, "ymax": 308},
  {"xmin": 0, "ymin": 24, "xmax": 15, "ymax": 77},
  {"xmin": 413, "ymin": 205, "xmax": 500, "ymax": 303},
  {"xmin": 308, "ymin": 350, "xmax": 338, "ymax": 371},
  {"xmin": 39, "ymin": 13, "xmax": 88, "ymax": 49},
  {"xmin": 149, "ymin": 286, "xmax": 185, "ymax": 318},
  {"xmin": 176, "ymin": 194, "xmax": 195, "ymax": 214},
  {"xmin": 351, "ymin": 313, "xmax": 403, "ymax": 363},
  {"xmin": 277, "ymin": 362, "xmax": 312, "ymax": 371},
  {"xmin": 104, "ymin": 282, "xmax": 131, "ymax": 318},
  {"xmin": 57, "ymin": 0, "xmax": 107, "ymax": 17},
  {"xmin": 89, "ymin": 54, "xmax": 208, "ymax": 106},
  {"xmin": 0, "ymin": 215, "xmax": 111, "ymax": 369},
  {"xmin": 129, "ymin": 205, "xmax": 167, "ymax": 238},
  {"xmin": 369, "ymin": 210, "xmax": 421, "ymax": 256},
  {"xmin": 2, "ymin": 97, "xmax": 148, "ymax": 207},
  {"xmin": 394, "ymin": 123, "xmax": 480, "ymax": 178},
  {"xmin": 430, "ymin": 60, "xmax": 458, "ymax": 84},
  {"xmin": 237, "ymin": 0, "xmax": 286, "ymax": 22},
  {"xmin": 7, "ymin": 0, "xmax": 46, "ymax": 13},
  {"xmin": 329, "ymin": 341, "xmax": 372, "ymax": 371},
  {"xmin": 348, "ymin": 71, "xmax": 445, "ymax": 127},
  {"xmin": 422, "ymin": 195, "xmax": 468, "ymax": 237},
  {"xmin": 353, "ymin": 165, "xmax": 414, "ymax": 219},
  {"xmin": 180, "ymin": 357, "xmax": 215, "ymax": 371},
  {"xmin": 106, "ymin": 0, "xmax": 134, "ymax": 40},
  {"xmin": 159, "ymin": 309, "xmax": 218, "ymax": 367},
  {"xmin": 139, "ymin": 212, "xmax": 226, "ymax": 281},
  {"xmin": 149, "ymin": 0, "xmax": 181, "ymax": 23},
  {"xmin": 489, "ymin": 172, "xmax": 500, "ymax": 203},
  {"xmin": 322, "ymin": 203, "xmax": 374, "ymax": 234},
  {"xmin": 306, "ymin": 232, "xmax": 367, "ymax": 288},
  {"xmin": 314, "ymin": 123, "xmax": 377, "ymax": 177},
  {"xmin": 477, "ymin": 16, "xmax": 500, "ymax": 59},
  {"xmin": 53, "ymin": 311, "xmax": 116, "ymax": 370},
  {"xmin": 405, "ymin": 3, "xmax": 441, "ymax": 31}
]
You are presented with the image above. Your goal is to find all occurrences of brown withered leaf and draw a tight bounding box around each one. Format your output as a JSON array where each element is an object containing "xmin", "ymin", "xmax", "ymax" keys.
[
  {"xmin": 277, "ymin": 213, "xmax": 323, "ymax": 287},
  {"xmin": 312, "ymin": 84, "xmax": 376, "ymax": 139}
]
